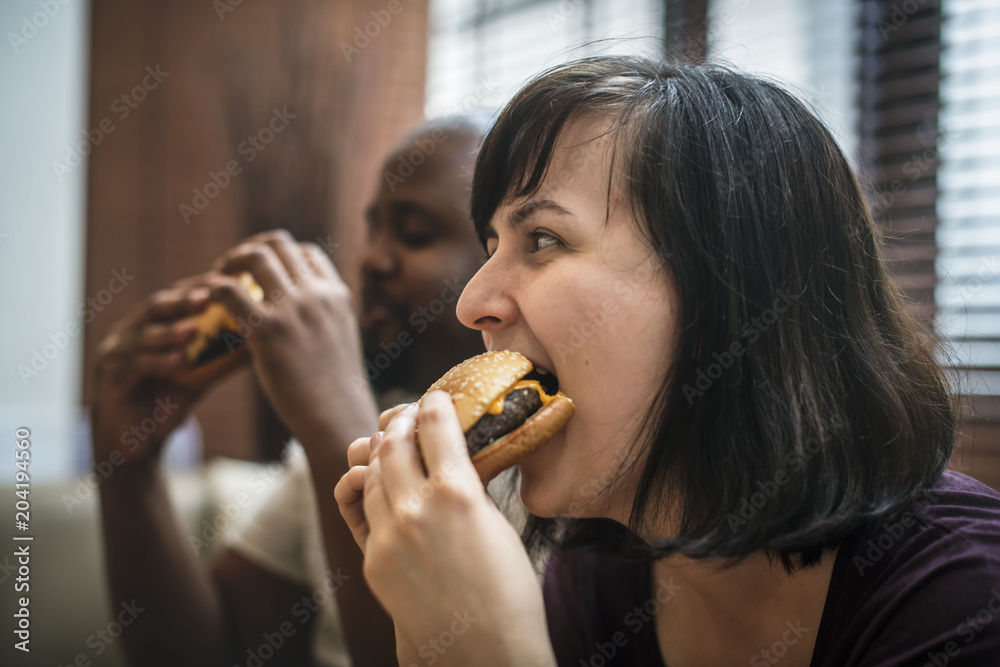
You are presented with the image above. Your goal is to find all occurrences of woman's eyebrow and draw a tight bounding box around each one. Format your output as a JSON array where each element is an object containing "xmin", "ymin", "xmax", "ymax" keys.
[
  {"xmin": 483, "ymin": 198, "xmax": 574, "ymax": 241},
  {"xmin": 508, "ymin": 198, "xmax": 573, "ymax": 227}
]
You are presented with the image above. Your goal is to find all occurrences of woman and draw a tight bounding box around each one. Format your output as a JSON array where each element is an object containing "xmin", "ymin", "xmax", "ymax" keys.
[{"xmin": 335, "ymin": 56, "xmax": 1000, "ymax": 666}]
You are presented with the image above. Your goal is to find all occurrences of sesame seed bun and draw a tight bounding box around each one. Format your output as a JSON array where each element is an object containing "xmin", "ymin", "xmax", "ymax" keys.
[{"xmin": 421, "ymin": 350, "xmax": 574, "ymax": 483}]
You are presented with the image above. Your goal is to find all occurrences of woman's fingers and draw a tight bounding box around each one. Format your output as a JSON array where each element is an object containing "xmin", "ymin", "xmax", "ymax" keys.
[
  {"xmin": 335, "ymin": 465, "xmax": 370, "ymax": 551},
  {"xmin": 362, "ymin": 456, "xmax": 394, "ymax": 529},
  {"xmin": 378, "ymin": 403, "xmax": 414, "ymax": 431},
  {"xmin": 347, "ymin": 436, "xmax": 374, "ymax": 468},
  {"xmin": 416, "ymin": 391, "xmax": 478, "ymax": 480},
  {"xmin": 377, "ymin": 407, "xmax": 427, "ymax": 506}
]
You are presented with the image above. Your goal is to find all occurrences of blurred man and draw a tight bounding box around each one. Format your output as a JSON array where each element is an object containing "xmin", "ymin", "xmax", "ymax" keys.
[{"xmin": 91, "ymin": 116, "xmax": 489, "ymax": 666}]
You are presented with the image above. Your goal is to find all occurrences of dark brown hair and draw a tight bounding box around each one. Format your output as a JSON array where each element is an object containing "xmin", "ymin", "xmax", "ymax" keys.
[{"xmin": 472, "ymin": 56, "xmax": 955, "ymax": 569}]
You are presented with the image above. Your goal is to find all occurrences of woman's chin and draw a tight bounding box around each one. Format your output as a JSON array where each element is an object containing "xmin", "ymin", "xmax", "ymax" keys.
[
  {"xmin": 518, "ymin": 479, "xmax": 564, "ymax": 518},
  {"xmin": 516, "ymin": 430, "xmax": 570, "ymax": 517}
]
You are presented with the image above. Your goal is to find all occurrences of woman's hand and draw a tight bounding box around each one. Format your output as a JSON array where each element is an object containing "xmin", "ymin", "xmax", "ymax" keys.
[
  {"xmin": 335, "ymin": 402, "xmax": 416, "ymax": 553},
  {"xmin": 336, "ymin": 392, "xmax": 556, "ymax": 667},
  {"xmin": 207, "ymin": 229, "xmax": 379, "ymax": 452}
]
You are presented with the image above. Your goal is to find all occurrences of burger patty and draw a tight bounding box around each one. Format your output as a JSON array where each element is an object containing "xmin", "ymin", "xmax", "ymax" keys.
[
  {"xmin": 465, "ymin": 387, "xmax": 543, "ymax": 454},
  {"xmin": 193, "ymin": 331, "xmax": 246, "ymax": 366}
]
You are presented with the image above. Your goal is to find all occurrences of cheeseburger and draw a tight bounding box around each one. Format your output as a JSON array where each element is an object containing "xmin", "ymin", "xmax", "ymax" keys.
[
  {"xmin": 420, "ymin": 350, "xmax": 574, "ymax": 482},
  {"xmin": 174, "ymin": 272, "xmax": 264, "ymax": 384}
]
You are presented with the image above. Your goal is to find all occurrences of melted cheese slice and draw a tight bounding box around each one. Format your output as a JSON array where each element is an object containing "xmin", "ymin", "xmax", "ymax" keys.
[{"xmin": 485, "ymin": 379, "xmax": 555, "ymax": 415}]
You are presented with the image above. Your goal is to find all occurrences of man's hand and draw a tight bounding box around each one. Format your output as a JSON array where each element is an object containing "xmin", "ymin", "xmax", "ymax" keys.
[
  {"xmin": 207, "ymin": 229, "xmax": 379, "ymax": 452},
  {"xmin": 91, "ymin": 274, "xmax": 230, "ymax": 466}
]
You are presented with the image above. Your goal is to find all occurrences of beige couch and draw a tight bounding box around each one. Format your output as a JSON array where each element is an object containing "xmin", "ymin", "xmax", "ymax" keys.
[{"xmin": 0, "ymin": 458, "xmax": 278, "ymax": 667}]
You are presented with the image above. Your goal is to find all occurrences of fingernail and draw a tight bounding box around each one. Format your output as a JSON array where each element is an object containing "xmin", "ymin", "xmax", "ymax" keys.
[
  {"xmin": 402, "ymin": 403, "xmax": 418, "ymax": 415},
  {"xmin": 370, "ymin": 431, "xmax": 384, "ymax": 452}
]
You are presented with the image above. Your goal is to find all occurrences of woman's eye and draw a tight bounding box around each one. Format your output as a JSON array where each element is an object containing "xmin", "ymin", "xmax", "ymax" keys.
[
  {"xmin": 485, "ymin": 239, "xmax": 499, "ymax": 259},
  {"xmin": 531, "ymin": 231, "xmax": 561, "ymax": 253}
]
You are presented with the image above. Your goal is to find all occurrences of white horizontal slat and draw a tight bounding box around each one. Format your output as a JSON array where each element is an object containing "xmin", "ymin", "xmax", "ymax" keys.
[
  {"xmin": 938, "ymin": 167, "xmax": 1000, "ymax": 190},
  {"xmin": 947, "ymin": 0, "xmax": 1000, "ymax": 13},
  {"xmin": 944, "ymin": 368, "xmax": 1000, "ymax": 396},
  {"xmin": 940, "ymin": 340, "xmax": 1000, "ymax": 368},
  {"xmin": 707, "ymin": 0, "xmax": 859, "ymax": 160},
  {"xmin": 938, "ymin": 233, "xmax": 1000, "ymax": 257},
  {"xmin": 426, "ymin": 0, "xmax": 665, "ymax": 118},
  {"xmin": 936, "ymin": 281, "xmax": 1000, "ymax": 309},
  {"xmin": 938, "ymin": 310, "xmax": 1000, "ymax": 337},
  {"xmin": 941, "ymin": 0, "xmax": 1000, "ymax": 372}
]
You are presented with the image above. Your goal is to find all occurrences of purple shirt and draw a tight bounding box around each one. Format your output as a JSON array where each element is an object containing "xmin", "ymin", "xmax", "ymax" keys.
[{"xmin": 544, "ymin": 471, "xmax": 1000, "ymax": 666}]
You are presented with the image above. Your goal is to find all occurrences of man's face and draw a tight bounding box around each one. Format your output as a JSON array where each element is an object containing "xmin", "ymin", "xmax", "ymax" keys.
[{"xmin": 359, "ymin": 127, "xmax": 486, "ymax": 393}]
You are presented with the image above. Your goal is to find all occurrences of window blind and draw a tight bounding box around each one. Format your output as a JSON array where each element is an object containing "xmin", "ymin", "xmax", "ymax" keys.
[
  {"xmin": 707, "ymin": 0, "xmax": 860, "ymax": 162},
  {"xmin": 935, "ymin": 0, "xmax": 1000, "ymax": 396},
  {"xmin": 425, "ymin": 0, "xmax": 665, "ymax": 117}
]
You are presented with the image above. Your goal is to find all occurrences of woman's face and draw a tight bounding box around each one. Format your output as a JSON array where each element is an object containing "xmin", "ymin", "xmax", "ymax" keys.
[{"xmin": 456, "ymin": 119, "xmax": 679, "ymax": 521}]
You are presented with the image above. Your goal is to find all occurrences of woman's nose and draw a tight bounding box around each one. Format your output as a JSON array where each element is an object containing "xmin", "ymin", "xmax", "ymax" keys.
[{"xmin": 456, "ymin": 256, "xmax": 518, "ymax": 342}]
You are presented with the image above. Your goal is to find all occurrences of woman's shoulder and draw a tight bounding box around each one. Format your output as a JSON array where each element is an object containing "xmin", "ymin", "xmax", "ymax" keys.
[
  {"xmin": 813, "ymin": 471, "xmax": 1000, "ymax": 666},
  {"xmin": 859, "ymin": 470, "xmax": 1000, "ymax": 566}
]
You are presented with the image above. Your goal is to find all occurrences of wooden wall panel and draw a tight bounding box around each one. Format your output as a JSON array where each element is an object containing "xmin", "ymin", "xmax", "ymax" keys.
[{"xmin": 84, "ymin": 0, "xmax": 427, "ymax": 460}]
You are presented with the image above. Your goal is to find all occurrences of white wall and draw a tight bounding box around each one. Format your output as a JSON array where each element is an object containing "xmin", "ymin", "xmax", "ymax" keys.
[{"xmin": 0, "ymin": 0, "xmax": 90, "ymax": 480}]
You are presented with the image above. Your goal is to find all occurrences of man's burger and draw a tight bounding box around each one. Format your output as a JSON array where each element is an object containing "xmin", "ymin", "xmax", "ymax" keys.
[
  {"xmin": 420, "ymin": 350, "xmax": 574, "ymax": 483},
  {"xmin": 173, "ymin": 273, "xmax": 264, "ymax": 385}
]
